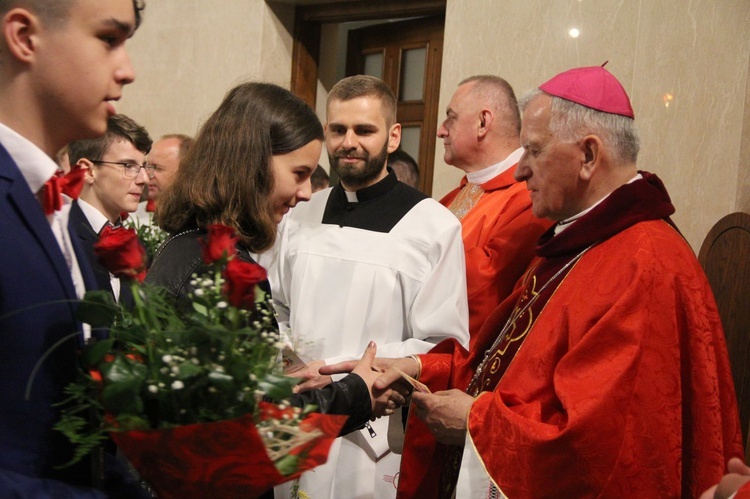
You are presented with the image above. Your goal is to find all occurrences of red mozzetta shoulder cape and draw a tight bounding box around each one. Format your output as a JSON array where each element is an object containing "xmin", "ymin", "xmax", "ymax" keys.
[
  {"xmin": 440, "ymin": 165, "xmax": 551, "ymax": 344},
  {"xmin": 399, "ymin": 172, "xmax": 742, "ymax": 498}
]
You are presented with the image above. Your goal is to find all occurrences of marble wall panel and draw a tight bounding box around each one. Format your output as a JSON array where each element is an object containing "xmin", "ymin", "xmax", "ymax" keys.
[
  {"xmin": 436, "ymin": 0, "xmax": 750, "ymax": 251},
  {"xmin": 118, "ymin": 0, "xmax": 293, "ymax": 140}
]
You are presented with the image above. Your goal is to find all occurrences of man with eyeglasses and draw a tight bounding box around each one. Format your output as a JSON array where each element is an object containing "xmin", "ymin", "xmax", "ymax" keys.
[{"xmin": 68, "ymin": 113, "xmax": 153, "ymax": 307}]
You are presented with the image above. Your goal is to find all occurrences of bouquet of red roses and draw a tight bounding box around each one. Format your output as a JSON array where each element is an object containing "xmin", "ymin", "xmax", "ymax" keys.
[{"xmin": 54, "ymin": 224, "xmax": 347, "ymax": 498}]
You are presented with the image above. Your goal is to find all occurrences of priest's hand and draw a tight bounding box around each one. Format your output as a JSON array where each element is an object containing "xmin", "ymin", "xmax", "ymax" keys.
[
  {"xmin": 411, "ymin": 389, "xmax": 474, "ymax": 446},
  {"xmin": 322, "ymin": 355, "xmax": 414, "ymax": 418},
  {"xmin": 292, "ymin": 359, "xmax": 332, "ymax": 394},
  {"xmin": 699, "ymin": 457, "xmax": 750, "ymax": 499}
]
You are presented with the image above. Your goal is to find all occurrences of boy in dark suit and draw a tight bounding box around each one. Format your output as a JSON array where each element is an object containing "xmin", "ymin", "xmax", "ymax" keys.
[
  {"xmin": 0, "ymin": 0, "xmax": 148, "ymax": 496},
  {"xmin": 68, "ymin": 114, "xmax": 152, "ymax": 308}
]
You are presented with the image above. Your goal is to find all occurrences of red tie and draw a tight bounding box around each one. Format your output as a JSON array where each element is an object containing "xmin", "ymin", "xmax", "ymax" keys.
[{"xmin": 40, "ymin": 165, "xmax": 86, "ymax": 215}]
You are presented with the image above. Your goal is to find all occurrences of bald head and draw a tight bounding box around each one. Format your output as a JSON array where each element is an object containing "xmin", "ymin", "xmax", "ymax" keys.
[
  {"xmin": 437, "ymin": 75, "xmax": 521, "ymax": 172},
  {"xmin": 148, "ymin": 135, "xmax": 191, "ymax": 200}
]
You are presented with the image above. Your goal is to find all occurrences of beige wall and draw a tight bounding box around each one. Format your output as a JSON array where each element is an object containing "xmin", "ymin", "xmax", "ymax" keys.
[
  {"xmin": 118, "ymin": 0, "xmax": 294, "ymax": 139},
  {"xmin": 119, "ymin": 0, "xmax": 750, "ymax": 252},
  {"xmin": 435, "ymin": 0, "xmax": 750, "ymax": 252}
]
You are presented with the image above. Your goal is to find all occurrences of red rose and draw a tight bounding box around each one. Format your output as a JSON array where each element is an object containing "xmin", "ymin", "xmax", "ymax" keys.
[
  {"xmin": 200, "ymin": 224, "xmax": 239, "ymax": 264},
  {"xmin": 95, "ymin": 226, "xmax": 147, "ymax": 282},
  {"xmin": 222, "ymin": 259, "xmax": 267, "ymax": 309}
]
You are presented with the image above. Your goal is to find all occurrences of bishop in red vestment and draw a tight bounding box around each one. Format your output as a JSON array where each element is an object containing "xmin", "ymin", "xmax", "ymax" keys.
[{"xmin": 365, "ymin": 65, "xmax": 743, "ymax": 498}]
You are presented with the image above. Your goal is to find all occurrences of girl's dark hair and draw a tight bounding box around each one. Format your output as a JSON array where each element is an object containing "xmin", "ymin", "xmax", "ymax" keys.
[{"xmin": 158, "ymin": 82, "xmax": 324, "ymax": 252}]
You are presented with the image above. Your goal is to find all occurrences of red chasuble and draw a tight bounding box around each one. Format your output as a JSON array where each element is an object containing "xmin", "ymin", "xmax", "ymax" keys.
[
  {"xmin": 440, "ymin": 165, "xmax": 551, "ymax": 345},
  {"xmin": 398, "ymin": 172, "xmax": 743, "ymax": 498}
]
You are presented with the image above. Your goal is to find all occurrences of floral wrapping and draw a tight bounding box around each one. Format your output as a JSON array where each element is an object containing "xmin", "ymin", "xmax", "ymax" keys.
[{"xmin": 113, "ymin": 404, "xmax": 348, "ymax": 498}]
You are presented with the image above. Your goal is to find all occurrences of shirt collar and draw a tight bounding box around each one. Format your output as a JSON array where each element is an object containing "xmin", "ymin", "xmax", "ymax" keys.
[
  {"xmin": 340, "ymin": 168, "xmax": 399, "ymax": 203},
  {"xmin": 554, "ymin": 173, "xmax": 644, "ymax": 235},
  {"xmin": 77, "ymin": 197, "xmax": 112, "ymax": 233},
  {"xmin": 0, "ymin": 122, "xmax": 59, "ymax": 194},
  {"xmin": 465, "ymin": 147, "xmax": 524, "ymax": 185}
]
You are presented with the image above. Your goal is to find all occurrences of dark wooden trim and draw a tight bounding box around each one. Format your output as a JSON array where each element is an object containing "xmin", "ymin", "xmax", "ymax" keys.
[
  {"xmin": 290, "ymin": 15, "xmax": 320, "ymax": 107},
  {"xmin": 297, "ymin": 0, "xmax": 445, "ymax": 23}
]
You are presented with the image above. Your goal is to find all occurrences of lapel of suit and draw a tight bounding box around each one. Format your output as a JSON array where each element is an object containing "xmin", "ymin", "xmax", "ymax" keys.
[
  {"xmin": 0, "ymin": 145, "xmax": 78, "ymax": 300},
  {"xmin": 69, "ymin": 200, "xmax": 113, "ymax": 298}
]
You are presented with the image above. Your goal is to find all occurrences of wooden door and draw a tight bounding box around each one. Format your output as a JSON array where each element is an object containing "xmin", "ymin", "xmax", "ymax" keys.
[{"xmin": 345, "ymin": 16, "xmax": 444, "ymax": 195}]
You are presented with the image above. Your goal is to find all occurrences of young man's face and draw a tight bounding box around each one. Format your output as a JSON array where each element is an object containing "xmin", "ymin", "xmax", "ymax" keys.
[
  {"xmin": 84, "ymin": 138, "xmax": 148, "ymax": 222},
  {"xmin": 325, "ymin": 96, "xmax": 400, "ymax": 190},
  {"xmin": 32, "ymin": 0, "xmax": 137, "ymax": 146}
]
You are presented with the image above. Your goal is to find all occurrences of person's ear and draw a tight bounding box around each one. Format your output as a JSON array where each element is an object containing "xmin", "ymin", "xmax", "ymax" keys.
[
  {"xmin": 478, "ymin": 110, "xmax": 493, "ymax": 139},
  {"xmin": 387, "ymin": 123, "xmax": 401, "ymax": 153},
  {"xmin": 78, "ymin": 159, "xmax": 96, "ymax": 184},
  {"xmin": 3, "ymin": 9, "xmax": 39, "ymax": 64},
  {"xmin": 578, "ymin": 135, "xmax": 603, "ymax": 181}
]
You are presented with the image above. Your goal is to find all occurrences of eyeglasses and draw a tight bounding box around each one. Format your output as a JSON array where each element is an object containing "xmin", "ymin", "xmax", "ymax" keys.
[{"xmin": 91, "ymin": 160, "xmax": 155, "ymax": 179}]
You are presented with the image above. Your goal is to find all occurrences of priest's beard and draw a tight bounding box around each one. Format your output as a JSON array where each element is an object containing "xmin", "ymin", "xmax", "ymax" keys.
[{"xmin": 329, "ymin": 141, "xmax": 388, "ymax": 190}]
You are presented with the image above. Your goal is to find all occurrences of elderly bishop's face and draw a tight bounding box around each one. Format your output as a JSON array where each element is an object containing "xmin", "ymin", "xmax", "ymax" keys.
[{"xmin": 514, "ymin": 94, "xmax": 585, "ymax": 221}]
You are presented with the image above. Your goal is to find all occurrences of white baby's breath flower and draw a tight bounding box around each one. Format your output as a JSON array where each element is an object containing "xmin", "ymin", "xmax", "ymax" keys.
[
  {"xmin": 194, "ymin": 289, "xmax": 204, "ymax": 297},
  {"xmin": 162, "ymin": 354, "xmax": 173, "ymax": 363},
  {"xmin": 191, "ymin": 358, "xmax": 200, "ymax": 365},
  {"xmin": 171, "ymin": 380, "xmax": 184, "ymax": 390},
  {"xmin": 217, "ymin": 301, "xmax": 228, "ymax": 309},
  {"xmin": 148, "ymin": 385, "xmax": 158, "ymax": 394}
]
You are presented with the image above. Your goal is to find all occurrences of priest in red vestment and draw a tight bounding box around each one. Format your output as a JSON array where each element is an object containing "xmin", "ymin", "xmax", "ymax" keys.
[
  {"xmin": 437, "ymin": 75, "xmax": 550, "ymax": 344},
  {"xmin": 339, "ymin": 65, "xmax": 744, "ymax": 498}
]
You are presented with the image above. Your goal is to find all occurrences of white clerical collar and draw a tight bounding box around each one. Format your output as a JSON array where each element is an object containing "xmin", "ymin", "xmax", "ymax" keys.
[
  {"xmin": 554, "ymin": 173, "xmax": 643, "ymax": 235},
  {"xmin": 344, "ymin": 190, "xmax": 359, "ymax": 203},
  {"xmin": 0, "ymin": 122, "xmax": 59, "ymax": 194},
  {"xmin": 77, "ymin": 197, "xmax": 113, "ymax": 234},
  {"xmin": 465, "ymin": 147, "xmax": 524, "ymax": 185}
]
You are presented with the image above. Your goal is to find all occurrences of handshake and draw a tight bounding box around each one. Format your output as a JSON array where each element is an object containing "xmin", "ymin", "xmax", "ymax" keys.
[{"xmin": 292, "ymin": 342, "xmax": 475, "ymax": 446}]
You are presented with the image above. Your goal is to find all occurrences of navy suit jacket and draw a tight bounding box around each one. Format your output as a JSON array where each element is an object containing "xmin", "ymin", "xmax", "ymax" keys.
[
  {"xmin": 0, "ymin": 144, "xmax": 143, "ymax": 497},
  {"xmin": 69, "ymin": 200, "xmax": 133, "ymax": 310}
]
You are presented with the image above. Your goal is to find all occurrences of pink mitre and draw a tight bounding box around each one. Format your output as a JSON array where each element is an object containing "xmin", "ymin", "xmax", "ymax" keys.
[{"xmin": 539, "ymin": 62, "xmax": 635, "ymax": 119}]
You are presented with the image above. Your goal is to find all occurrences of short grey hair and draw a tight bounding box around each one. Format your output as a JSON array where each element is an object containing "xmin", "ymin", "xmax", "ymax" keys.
[
  {"xmin": 519, "ymin": 88, "xmax": 640, "ymax": 164},
  {"xmin": 459, "ymin": 75, "xmax": 521, "ymax": 134}
]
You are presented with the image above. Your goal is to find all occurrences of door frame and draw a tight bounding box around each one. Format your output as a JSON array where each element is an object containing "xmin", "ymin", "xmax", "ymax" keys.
[{"xmin": 288, "ymin": 0, "xmax": 446, "ymax": 109}]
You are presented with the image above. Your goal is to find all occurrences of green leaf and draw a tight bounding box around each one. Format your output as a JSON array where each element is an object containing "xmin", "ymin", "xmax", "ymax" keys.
[
  {"xmin": 193, "ymin": 302, "xmax": 208, "ymax": 317},
  {"xmin": 102, "ymin": 378, "xmax": 143, "ymax": 414},
  {"xmin": 257, "ymin": 373, "xmax": 297, "ymax": 400},
  {"xmin": 100, "ymin": 355, "xmax": 147, "ymax": 384},
  {"xmin": 274, "ymin": 454, "xmax": 300, "ymax": 476},
  {"xmin": 208, "ymin": 371, "xmax": 234, "ymax": 390},
  {"xmin": 177, "ymin": 362, "xmax": 202, "ymax": 380},
  {"xmin": 82, "ymin": 339, "xmax": 115, "ymax": 367},
  {"xmin": 77, "ymin": 291, "xmax": 118, "ymax": 327}
]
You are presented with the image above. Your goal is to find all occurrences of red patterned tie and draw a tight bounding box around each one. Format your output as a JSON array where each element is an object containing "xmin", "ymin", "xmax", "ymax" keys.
[{"xmin": 40, "ymin": 165, "xmax": 86, "ymax": 214}]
